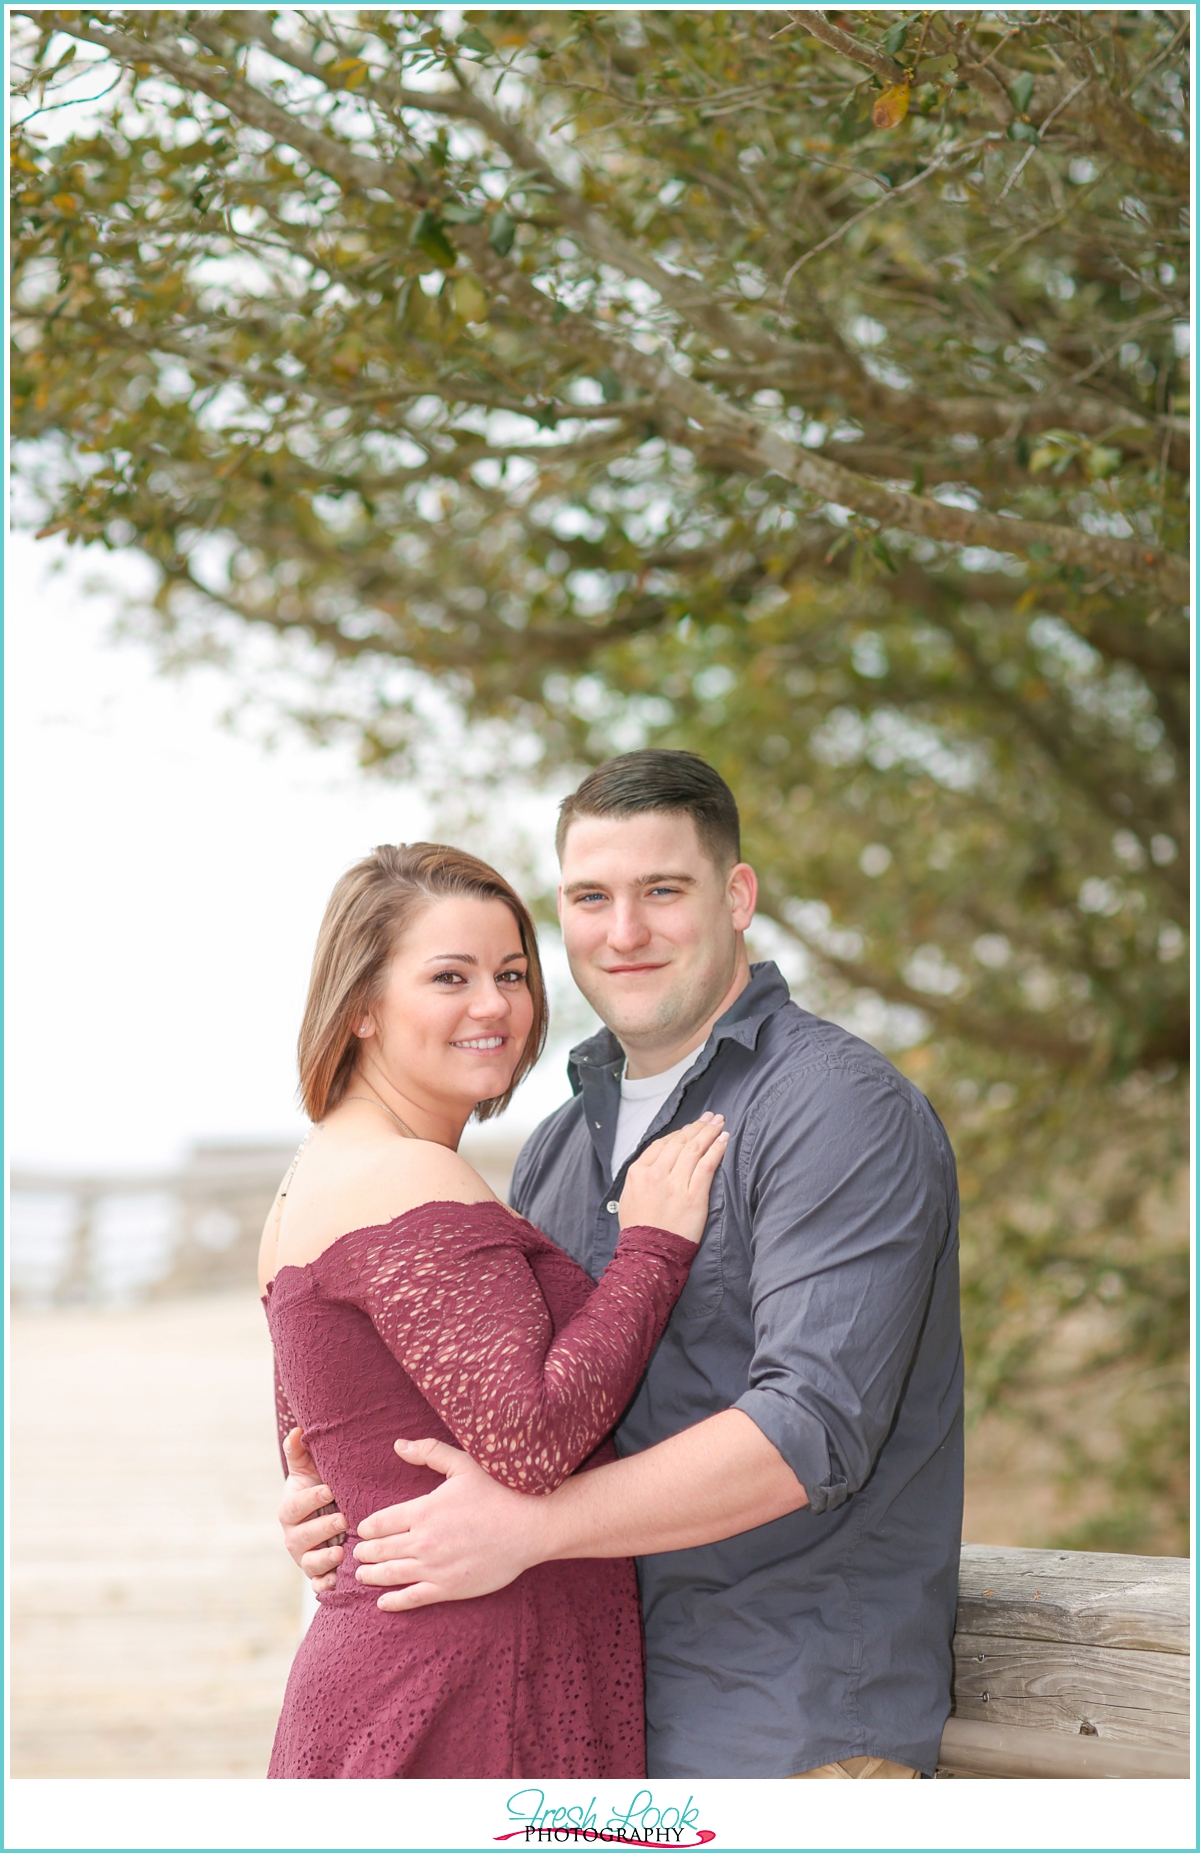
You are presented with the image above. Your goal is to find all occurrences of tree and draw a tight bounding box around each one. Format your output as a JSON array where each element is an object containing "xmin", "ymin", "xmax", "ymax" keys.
[{"xmin": 12, "ymin": 8, "xmax": 1189, "ymax": 1549}]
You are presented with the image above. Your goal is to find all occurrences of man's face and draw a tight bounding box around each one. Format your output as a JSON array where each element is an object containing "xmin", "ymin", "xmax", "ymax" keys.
[{"xmin": 557, "ymin": 810, "xmax": 757, "ymax": 1066}]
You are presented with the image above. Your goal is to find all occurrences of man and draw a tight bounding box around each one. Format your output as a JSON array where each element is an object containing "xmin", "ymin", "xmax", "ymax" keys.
[{"xmin": 282, "ymin": 750, "xmax": 963, "ymax": 1778}]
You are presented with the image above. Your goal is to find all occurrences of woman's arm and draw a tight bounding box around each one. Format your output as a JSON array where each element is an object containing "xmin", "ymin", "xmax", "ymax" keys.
[
  {"xmin": 331, "ymin": 1116, "xmax": 725, "ymax": 1494},
  {"xmin": 272, "ymin": 1358, "xmax": 300, "ymax": 1475},
  {"xmin": 342, "ymin": 1204, "xmax": 696, "ymax": 1495}
]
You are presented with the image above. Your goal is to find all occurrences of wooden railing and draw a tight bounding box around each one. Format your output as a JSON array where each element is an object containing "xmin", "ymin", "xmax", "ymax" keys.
[
  {"xmin": 9, "ymin": 1134, "xmax": 524, "ymax": 1307},
  {"xmin": 940, "ymin": 1545, "xmax": 1190, "ymax": 1778},
  {"xmin": 10, "ymin": 1146, "xmax": 297, "ymax": 1306}
]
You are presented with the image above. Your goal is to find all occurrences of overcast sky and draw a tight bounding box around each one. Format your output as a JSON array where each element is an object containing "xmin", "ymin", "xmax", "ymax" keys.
[{"xmin": 7, "ymin": 531, "xmax": 599, "ymax": 1173}]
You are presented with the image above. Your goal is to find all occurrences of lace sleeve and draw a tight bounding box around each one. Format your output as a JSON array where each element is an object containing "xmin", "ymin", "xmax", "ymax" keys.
[
  {"xmin": 341, "ymin": 1207, "xmax": 695, "ymax": 1495},
  {"xmin": 274, "ymin": 1356, "xmax": 300, "ymax": 1477}
]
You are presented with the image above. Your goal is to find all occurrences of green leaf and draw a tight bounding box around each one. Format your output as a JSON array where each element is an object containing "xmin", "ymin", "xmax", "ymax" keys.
[
  {"xmin": 398, "ymin": 276, "xmax": 437, "ymax": 333},
  {"xmin": 883, "ymin": 19, "xmax": 914, "ymax": 56},
  {"xmin": 1007, "ymin": 119, "xmax": 1039, "ymax": 144},
  {"xmin": 834, "ymin": 85, "xmax": 874, "ymax": 145},
  {"xmin": 1028, "ymin": 437, "xmax": 1077, "ymax": 476},
  {"xmin": 442, "ymin": 202, "xmax": 484, "ymax": 224},
  {"xmin": 1086, "ymin": 446, "xmax": 1123, "ymax": 480},
  {"xmin": 457, "ymin": 27, "xmax": 495, "ymax": 59},
  {"xmin": 411, "ymin": 208, "xmax": 456, "ymax": 269},
  {"xmin": 597, "ymin": 367, "xmax": 623, "ymax": 404},
  {"xmin": 1009, "ymin": 72, "xmax": 1036, "ymax": 116},
  {"xmin": 487, "ymin": 209, "xmax": 516, "ymax": 256},
  {"xmin": 915, "ymin": 53, "xmax": 958, "ymax": 82}
]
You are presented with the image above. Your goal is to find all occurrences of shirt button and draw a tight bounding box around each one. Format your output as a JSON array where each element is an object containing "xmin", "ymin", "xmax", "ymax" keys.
[{"xmin": 606, "ymin": 1200, "xmax": 619, "ymax": 1214}]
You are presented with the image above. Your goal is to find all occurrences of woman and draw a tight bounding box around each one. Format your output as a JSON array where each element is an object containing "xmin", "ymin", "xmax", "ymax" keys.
[{"xmin": 259, "ymin": 842, "xmax": 727, "ymax": 1779}]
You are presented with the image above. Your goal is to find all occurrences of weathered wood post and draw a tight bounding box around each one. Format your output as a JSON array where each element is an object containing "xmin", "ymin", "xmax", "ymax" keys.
[{"xmin": 55, "ymin": 1188, "xmax": 98, "ymax": 1306}]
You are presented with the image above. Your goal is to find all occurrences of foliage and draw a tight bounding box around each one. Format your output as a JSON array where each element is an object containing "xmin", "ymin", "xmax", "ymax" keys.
[{"xmin": 11, "ymin": 8, "xmax": 1190, "ymax": 1549}]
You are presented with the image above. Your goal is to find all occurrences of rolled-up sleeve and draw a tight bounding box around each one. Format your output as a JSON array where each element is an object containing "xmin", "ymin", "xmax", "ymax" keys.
[{"xmin": 733, "ymin": 1059, "xmax": 948, "ymax": 1515}]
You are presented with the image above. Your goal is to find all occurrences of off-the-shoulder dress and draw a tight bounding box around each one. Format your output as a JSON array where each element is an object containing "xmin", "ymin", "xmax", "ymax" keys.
[{"xmin": 264, "ymin": 1198, "xmax": 695, "ymax": 1779}]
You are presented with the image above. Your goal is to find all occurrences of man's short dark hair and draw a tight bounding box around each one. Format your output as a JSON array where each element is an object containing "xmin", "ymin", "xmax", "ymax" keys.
[{"xmin": 555, "ymin": 750, "xmax": 741, "ymax": 869}]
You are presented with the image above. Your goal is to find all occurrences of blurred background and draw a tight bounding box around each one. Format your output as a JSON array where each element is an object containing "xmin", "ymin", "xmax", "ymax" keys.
[
  {"xmin": 8, "ymin": 530, "xmax": 591, "ymax": 1775},
  {"xmin": 10, "ymin": 6, "xmax": 1188, "ymax": 1781}
]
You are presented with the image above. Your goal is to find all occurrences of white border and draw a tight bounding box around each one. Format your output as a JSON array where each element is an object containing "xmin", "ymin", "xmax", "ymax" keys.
[{"xmin": 4, "ymin": 1775, "xmax": 1199, "ymax": 1852}]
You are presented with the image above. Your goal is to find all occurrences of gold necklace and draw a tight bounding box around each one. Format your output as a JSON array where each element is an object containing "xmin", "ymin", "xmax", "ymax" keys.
[{"xmin": 344, "ymin": 1094, "xmax": 420, "ymax": 1140}]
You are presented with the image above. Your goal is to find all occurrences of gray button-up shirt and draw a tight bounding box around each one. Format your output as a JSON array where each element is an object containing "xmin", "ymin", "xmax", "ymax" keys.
[{"xmin": 511, "ymin": 962, "xmax": 963, "ymax": 1778}]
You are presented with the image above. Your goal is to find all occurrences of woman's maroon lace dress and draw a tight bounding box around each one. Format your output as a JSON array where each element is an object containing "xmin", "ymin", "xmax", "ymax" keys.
[{"xmin": 264, "ymin": 1200, "xmax": 694, "ymax": 1779}]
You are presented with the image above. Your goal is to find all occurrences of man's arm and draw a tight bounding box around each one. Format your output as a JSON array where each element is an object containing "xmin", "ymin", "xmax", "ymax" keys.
[
  {"xmin": 534, "ymin": 1408, "xmax": 808, "ymax": 1556},
  {"xmin": 353, "ymin": 1410, "xmax": 807, "ymax": 1610}
]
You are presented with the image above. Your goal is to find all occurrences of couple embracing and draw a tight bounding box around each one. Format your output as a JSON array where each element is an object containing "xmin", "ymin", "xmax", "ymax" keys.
[{"xmin": 260, "ymin": 750, "xmax": 963, "ymax": 1781}]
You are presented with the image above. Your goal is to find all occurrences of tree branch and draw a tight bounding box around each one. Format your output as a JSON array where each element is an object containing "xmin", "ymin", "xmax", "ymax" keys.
[
  {"xmin": 755, "ymin": 891, "xmax": 1093, "ymax": 1068},
  {"xmin": 697, "ymin": 365, "xmax": 1189, "ymax": 474},
  {"xmin": 788, "ymin": 13, "xmax": 1189, "ymax": 190},
  {"xmin": 937, "ymin": 607, "xmax": 1187, "ymax": 872},
  {"xmin": 30, "ymin": 14, "xmax": 419, "ymax": 203},
  {"xmin": 1073, "ymin": 82, "xmax": 1190, "ymax": 190},
  {"xmin": 227, "ymin": 10, "xmax": 822, "ymax": 376},
  {"xmin": 787, "ymin": 11, "xmax": 904, "ymax": 84},
  {"xmin": 29, "ymin": 10, "xmax": 1193, "ymax": 606},
  {"xmin": 156, "ymin": 553, "xmax": 678, "ymax": 674}
]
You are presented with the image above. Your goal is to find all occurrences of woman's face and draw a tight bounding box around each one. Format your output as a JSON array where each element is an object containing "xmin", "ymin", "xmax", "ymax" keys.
[{"xmin": 359, "ymin": 895, "xmax": 535, "ymax": 1113}]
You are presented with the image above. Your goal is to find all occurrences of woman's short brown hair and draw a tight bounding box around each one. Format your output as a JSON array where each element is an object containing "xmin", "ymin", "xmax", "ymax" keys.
[{"xmin": 298, "ymin": 843, "xmax": 548, "ymax": 1124}]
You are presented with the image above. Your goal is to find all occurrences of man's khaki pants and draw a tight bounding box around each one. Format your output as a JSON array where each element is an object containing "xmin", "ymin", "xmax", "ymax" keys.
[{"xmin": 791, "ymin": 1755, "xmax": 919, "ymax": 1779}]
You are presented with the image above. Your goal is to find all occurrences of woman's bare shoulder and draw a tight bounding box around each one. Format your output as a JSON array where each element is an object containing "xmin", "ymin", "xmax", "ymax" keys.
[
  {"xmin": 364, "ymin": 1137, "xmax": 499, "ymax": 1211},
  {"xmin": 261, "ymin": 1136, "xmax": 501, "ymax": 1288}
]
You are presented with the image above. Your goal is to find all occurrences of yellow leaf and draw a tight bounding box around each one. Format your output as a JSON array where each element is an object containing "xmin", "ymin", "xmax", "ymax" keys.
[
  {"xmin": 452, "ymin": 275, "xmax": 488, "ymax": 324},
  {"xmin": 328, "ymin": 56, "xmax": 369, "ymax": 88},
  {"xmin": 872, "ymin": 85, "xmax": 911, "ymax": 131}
]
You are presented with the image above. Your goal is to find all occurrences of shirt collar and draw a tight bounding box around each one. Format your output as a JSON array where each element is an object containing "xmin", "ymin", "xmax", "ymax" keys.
[{"xmin": 567, "ymin": 960, "xmax": 791, "ymax": 1094}]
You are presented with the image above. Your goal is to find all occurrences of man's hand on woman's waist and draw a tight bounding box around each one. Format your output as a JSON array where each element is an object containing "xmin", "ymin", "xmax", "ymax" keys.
[{"xmin": 354, "ymin": 1440, "xmax": 542, "ymax": 1609}]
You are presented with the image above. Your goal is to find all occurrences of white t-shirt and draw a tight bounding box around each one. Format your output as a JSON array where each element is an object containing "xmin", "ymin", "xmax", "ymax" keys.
[{"xmin": 610, "ymin": 1045, "xmax": 706, "ymax": 1177}]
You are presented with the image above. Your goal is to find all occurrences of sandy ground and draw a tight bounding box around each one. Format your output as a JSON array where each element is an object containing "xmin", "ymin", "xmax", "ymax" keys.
[
  {"xmin": 9, "ymin": 1293, "xmax": 299, "ymax": 1778},
  {"xmin": 10, "ymin": 1291, "xmax": 1057, "ymax": 1779}
]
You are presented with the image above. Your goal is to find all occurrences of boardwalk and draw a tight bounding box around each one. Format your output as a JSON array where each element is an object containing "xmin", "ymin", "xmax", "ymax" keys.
[{"xmin": 10, "ymin": 1292, "xmax": 299, "ymax": 1777}]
